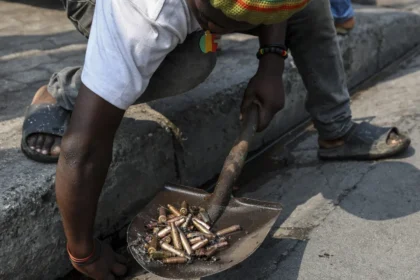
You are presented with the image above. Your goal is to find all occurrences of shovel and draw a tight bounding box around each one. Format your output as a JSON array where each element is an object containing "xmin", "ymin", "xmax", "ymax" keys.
[{"xmin": 127, "ymin": 106, "xmax": 282, "ymax": 279}]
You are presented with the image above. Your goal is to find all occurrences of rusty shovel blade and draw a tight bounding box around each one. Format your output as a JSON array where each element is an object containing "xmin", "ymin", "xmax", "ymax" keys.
[{"xmin": 127, "ymin": 183, "xmax": 282, "ymax": 279}]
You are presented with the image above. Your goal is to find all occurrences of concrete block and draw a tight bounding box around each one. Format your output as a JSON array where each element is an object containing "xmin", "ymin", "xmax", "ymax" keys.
[
  {"xmin": 0, "ymin": 111, "xmax": 177, "ymax": 280},
  {"xmin": 340, "ymin": 7, "xmax": 420, "ymax": 87}
]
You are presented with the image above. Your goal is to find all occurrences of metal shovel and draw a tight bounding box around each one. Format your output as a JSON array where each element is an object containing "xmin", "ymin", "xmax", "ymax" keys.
[{"xmin": 127, "ymin": 106, "xmax": 282, "ymax": 279}]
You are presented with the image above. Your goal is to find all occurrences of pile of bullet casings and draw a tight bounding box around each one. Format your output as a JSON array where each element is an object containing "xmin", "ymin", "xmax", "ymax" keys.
[{"xmin": 142, "ymin": 201, "xmax": 242, "ymax": 264}]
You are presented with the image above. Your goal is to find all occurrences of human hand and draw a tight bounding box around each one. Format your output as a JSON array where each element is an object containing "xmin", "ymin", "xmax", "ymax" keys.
[
  {"xmin": 71, "ymin": 241, "xmax": 128, "ymax": 280},
  {"xmin": 241, "ymin": 54, "xmax": 285, "ymax": 132}
]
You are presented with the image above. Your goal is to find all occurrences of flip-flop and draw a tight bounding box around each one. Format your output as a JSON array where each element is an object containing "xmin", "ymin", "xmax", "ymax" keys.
[
  {"xmin": 318, "ymin": 122, "xmax": 411, "ymax": 160},
  {"xmin": 21, "ymin": 104, "xmax": 70, "ymax": 163}
]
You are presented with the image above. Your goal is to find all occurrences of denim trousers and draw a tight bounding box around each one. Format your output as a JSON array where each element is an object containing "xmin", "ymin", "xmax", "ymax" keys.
[{"xmin": 330, "ymin": 0, "xmax": 355, "ymax": 23}]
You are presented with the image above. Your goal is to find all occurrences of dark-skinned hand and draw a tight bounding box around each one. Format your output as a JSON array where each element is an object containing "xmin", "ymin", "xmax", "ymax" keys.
[
  {"xmin": 72, "ymin": 242, "xmax": 128, "ymax": 280},
  {"xmin": 241, "ymin": 54, "xmax": 286, "ymax": 132}
]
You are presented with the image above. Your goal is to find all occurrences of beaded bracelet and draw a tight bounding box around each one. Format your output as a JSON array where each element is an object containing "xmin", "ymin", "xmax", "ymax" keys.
[
  {"xmin": 67, "ymin": 239, "xmax": 102, "ymax": 266},
  {"xmin": 257, "ymin": 44, "xmax": 288, "ymax": 60}
]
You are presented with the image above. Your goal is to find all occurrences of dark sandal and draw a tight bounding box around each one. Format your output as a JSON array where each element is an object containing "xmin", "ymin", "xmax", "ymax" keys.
[
  {"xmin": 318, "ymin": 122, "xmax": 411, "ymax": 160},
  {"xmin": 21, "ymin": 104, "xmax": 70, "ymax": 163}
]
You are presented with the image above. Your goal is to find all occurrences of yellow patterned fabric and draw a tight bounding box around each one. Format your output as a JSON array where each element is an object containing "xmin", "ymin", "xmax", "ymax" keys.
[{"xmin": 210, "ymin": 0, "xmax": 310, "ymax": 25}]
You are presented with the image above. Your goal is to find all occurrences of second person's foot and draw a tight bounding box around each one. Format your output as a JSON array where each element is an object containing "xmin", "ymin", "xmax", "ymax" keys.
[{"xmin": 21, "ymin": 85, "xmax": 70, "ymax": 162}]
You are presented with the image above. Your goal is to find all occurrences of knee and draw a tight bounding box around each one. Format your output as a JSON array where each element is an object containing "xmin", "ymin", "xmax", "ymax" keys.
[{"xmin": 65, "ymin": 0, "xmax": 95, "ymax": 38}]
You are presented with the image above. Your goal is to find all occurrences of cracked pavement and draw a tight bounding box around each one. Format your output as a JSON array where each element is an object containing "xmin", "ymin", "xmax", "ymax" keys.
[{"xmin": 201, "ymin": 52, "xmax": 420, "ymax": 280}]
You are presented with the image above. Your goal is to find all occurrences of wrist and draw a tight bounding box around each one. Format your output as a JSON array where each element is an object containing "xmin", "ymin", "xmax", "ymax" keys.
[
  {"xmin": 258, "ymin": 53, "xmax": 285, "ymax": 74},
  {"xmin": 67, "ymin": 238, "xmax": 102, "ymax": 267},
  {"xmin": 67, "ymin": 238, "xmax": 95, "ymax": 259}
]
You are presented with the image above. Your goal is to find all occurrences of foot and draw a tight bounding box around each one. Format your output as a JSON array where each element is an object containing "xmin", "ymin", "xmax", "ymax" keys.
[
  {"xmin": 319, "ymin": 131, "xmax": 402, "ymax": 149},
  {"xmin": 318, "ymin": 122, "xmax": 410, "ymax": 160},
  {"xmin": 26, "ymin": 85, "xmax": 62, "ymax": 157},
  {"xmin": 335, "ymin": 17, "xmax": 355, "ymax": 34}
]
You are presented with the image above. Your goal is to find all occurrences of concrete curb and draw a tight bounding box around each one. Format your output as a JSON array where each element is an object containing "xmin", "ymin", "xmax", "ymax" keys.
[{"xmin": 1, "ymin": 6, "xmax": 420, "ymax": 280}]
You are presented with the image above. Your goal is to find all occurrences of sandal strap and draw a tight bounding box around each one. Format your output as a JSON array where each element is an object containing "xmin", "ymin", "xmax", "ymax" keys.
[
  {"xmin": 344, "ymin": 122, "xmax": 397, "ymax": 148},
  {"xmin": 318, "ymin": 122, "xmax": 409, "ymax": 160},
  {"xmin": 22, "ymin": 104, "xmax": 70, "ymax": 140}
]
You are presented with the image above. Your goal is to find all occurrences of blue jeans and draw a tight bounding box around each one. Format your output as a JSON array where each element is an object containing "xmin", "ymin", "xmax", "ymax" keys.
[{"xmin": 330, "ymin": 0, "xmax": 355, "ymax": 23}]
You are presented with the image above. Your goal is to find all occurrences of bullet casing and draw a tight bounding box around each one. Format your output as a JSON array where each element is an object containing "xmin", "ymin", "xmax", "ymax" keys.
[
  {"xmin": 148, "ymin": 235, "xmax": 158, "ymax": 254},
  {"xmin": 167, "ymin": 204, "xmax": 182, "ymax": 216},
  {"xmin": 167, "ymin": 216, "xmax": 183, "ymax": 224},
  {"xmin": 158, "ymin": 206, "xmax": 167, "ymax": 223},
  {"xmin": 187, "ymin": 232, "xmax": 202, "ymax": 238},
  {"xmin": 192, "ymin": 219, "xmax": 212, "ymax": 235},
  {"xmin": 187, "ymin": 231, "xmax": 215, "ymax": 240},
  {"xmin": 162, "ymin": 257, "xmax": 188, "ymax": 264},
  {"xmin": 170, "ymin": 222, "xmax": 182, "ymax": 250},
  {"xmin": 160, "ymin": 236, "xmax": 172, "ymax": 244},
  {"xmin": 161, "ymin": 242, "xmax": 188, "ymax": 258},
  {"xmin": 207, "ymin": 241, "xmax": 229, "ymax": 251},
  {"xmin": 178, "ymin": 227, "xmax": 193, "ymax": 255},
  {"xmin": 191, "ymin": 239, "xmax": 209, "ymax": 250},
  {"xmin": 148, "ymin": 247, "xmax": 157, "ymax": 254},
  {"xmin": 216, "ymin": 225, "xmax": 241, "ymax": 237},
  {"xmin": 194, "ymin": 248, "xmax": 207, "ymax": 257},
  {"xmin": 199, "ymin": 207, "xmax": 211, "ymax": 224},
  {"xmin": 167, "ymin": 214, "xmax": 176, "ymax": 219},
  {"xmin": 195, "ymin": 246, "xmax": 220, "ymax": 257},
  {"xmin": 189, "ymin": 236, "xmax": 204, "ymax": 245},
  {"xmin": 157, "ymin": 226, "xmax": 171, "ymax": 238},
  {"xmin": 174, "ymin": 217, "xmax": 186, "ymax": 227},
  {"xmin": 192, "ymin": 217, "xmax": 211, "ymax": 230},
  {"xmin": 180, "ymin": 201, "xmax": 188, "ymax": 216},
  {"xmin": 204, "ymin": 247, "xmax": 218, "ymax": 258},
  {"xmin": 181, "ymin": 214, "xmax": 193, "ymax": 230},
  {"xmin": 150, "ymin": 251, "xmax": 174, "ymax": 260}
]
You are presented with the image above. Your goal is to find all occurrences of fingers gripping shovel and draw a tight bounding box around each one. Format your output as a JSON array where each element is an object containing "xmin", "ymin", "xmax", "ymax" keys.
[{"xmin": 127, "ymin": 106, "xmax": 282, "ymax": 279}]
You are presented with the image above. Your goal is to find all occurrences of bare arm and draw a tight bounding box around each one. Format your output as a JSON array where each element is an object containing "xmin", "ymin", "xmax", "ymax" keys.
[
  {"xmin": 56, "ymin": 83, "xmax": 126, "ymax": 278},
  {"xmin": 257, "ymin": 22, "xmax": 287, "ymax": 73},
  {"xmin": 241, "ymin": 22, "xmax": 288, "ymax": 131}
]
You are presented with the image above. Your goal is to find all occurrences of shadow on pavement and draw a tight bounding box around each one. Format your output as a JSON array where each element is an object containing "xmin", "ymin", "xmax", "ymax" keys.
[{"xmin": 203, "ymin": 126, "xmax": 418, "ymax": 280}]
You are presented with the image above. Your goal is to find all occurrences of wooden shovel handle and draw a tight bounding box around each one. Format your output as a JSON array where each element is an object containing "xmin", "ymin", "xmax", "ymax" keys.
[{"xmin": 207, "ymin": 105, "xmax": 259, "ymax": 223}]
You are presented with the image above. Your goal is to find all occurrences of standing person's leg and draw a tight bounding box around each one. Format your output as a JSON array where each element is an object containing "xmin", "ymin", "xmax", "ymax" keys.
[
  {"xmin": 330, "ymin": 0, "xmax": 355, "ymax": 34},
  {"xmin": 48, "ymin": 0, "xmax": 96, "ymax": 110},
  {"xmin": 330, "ymin": 0, "xmax": 355, "ymax": 23},
  {"xmin": 286, "ymin": 0, "xmax": 353, "ymax": 141},
  {"xmin": 286, "ymin": 0, "xmax": 410, "ymax": 159},
  {"xmin": 21, "ymin": 0, "xmax": 216, "ymax": 162}
]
